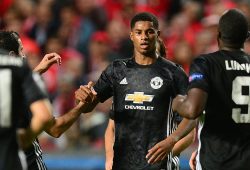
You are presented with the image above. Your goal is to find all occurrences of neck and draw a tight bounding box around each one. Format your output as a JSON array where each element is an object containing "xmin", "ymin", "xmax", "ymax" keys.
[
  {"xmin": 134, "ymin": 52, "xmax": 158, "ymax": 65},
  {"xmin": 218, "ymin": 39, "xmax": 244, "ymax": 52},
  {"xmin": 220, "ymin": 46, "xmax": 243, "ymax": 52}
]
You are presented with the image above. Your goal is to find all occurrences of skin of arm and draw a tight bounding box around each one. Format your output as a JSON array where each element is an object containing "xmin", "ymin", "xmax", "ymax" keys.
[
  {"xmin": 33, "ymin": 53, "xmax": 61, "ymax": 74},
  {"xmin": 172, "ymin": 88, "xmax": 208, "ymax": 119},
  {"xmin": 172, "ymin": 127, "xmax": 196, "ymax": 156},
  {"xmin": 189, "ymin": 149, "xmax": 198, "ymax": 170},
  {"xmin": 44, "ymin": 101, "xmax": 90, "ymax": 138},
  {"xmin": 146, "ymin": 118, "xmax": 196, "ymax": 164},
  {"xmin": 105, "ymin": 119, "xmax": 115, "ymax": 170},
  {"xmin": 30, "ymin": 53, "xmax": 97, "ymax": 138},
  {"xmin": 43, "ymin": 82, "xmax": 99, "ymax": 138},
  {"xmin": 18, "ymin": 99, "xmax": 54, "ymax": 149}
]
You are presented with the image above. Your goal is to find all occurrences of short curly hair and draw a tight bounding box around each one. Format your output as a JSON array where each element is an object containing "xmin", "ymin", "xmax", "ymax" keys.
[
  {"xmin": 130, "ymin": 12, "xmax": 159, "ymax": 30},
  {"xmin": 218, "ymin": 9, "xmax": 249, "ymax": 45},
  {"xmin": 0, "ymin": 30, "xmax": 20, "ymax": 55}
]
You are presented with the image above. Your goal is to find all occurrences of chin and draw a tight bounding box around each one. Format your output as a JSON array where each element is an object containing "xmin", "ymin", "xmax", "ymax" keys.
[{"xmin": 141, "ymin": 50, "xmax": 154, "ymax": 56}]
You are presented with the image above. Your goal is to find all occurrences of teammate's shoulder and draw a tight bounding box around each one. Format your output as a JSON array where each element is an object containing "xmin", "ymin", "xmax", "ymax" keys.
[
  {"xmin": 198, "ymin": 51, "xmax": 221, "ymax": 59},
  {"xmin": 159, "ymin": 57, "xmax": 184, "ymax": 70},
  {"xmin": 111, "ymin": 58, "xmax": 133, "ymax": 67}
]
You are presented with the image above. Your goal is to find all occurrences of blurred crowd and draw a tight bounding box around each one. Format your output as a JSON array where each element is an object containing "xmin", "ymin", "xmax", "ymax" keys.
[{"xmin": 1, "ymin": 0, "xmax": 250, "ymax": 152}]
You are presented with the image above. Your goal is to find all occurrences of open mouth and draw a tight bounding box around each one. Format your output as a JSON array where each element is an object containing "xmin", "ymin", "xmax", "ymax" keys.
[{"xmin": 140, "ymin": 43, "xmax": 150, "ymax": 49}]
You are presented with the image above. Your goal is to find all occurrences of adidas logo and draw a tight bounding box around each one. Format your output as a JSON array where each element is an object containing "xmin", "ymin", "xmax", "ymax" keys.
[{"xmin": 120, "ymin": 78, "xmax": 128, "ymax": 85}]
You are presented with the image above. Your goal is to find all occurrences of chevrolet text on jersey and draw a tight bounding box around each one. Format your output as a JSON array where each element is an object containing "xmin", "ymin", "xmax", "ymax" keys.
[{"xmin": 124, "ymin": 105, "xmax": 154, "ymax": 110}]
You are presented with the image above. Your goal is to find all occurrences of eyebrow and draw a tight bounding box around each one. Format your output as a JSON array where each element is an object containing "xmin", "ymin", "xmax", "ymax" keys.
[{"xmin": 134, "ymin": 28, "xmax": 155, "ymax": 31}]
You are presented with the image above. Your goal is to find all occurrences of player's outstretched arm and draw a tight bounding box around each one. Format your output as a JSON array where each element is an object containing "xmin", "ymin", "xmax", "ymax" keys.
[
  {"xmin": 33, "ymin": 53, "xmax": 61, "ymax": 74},
  {"xmin": 105, "ymin": 119, "xmax": 115, "ymax": 170},
  {"xmin": 44, "ymin": 82, "xmax": 99, "ymax": 138},
  {"xmin": 44, "ymin": 101, "xmax": 88, "ymax": 138},
  {"xmin": 18, "ymin": 99, "xmax": 54, "ymax": 149},
  {"xmin": 146, "ymin": 118, "xmax": 196, "ymax": 164}
]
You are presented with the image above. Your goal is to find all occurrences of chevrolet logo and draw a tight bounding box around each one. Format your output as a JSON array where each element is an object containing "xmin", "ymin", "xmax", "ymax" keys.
[{"xmin": 125, "ymin": 92, "xmax": 154, "ymax": 104}]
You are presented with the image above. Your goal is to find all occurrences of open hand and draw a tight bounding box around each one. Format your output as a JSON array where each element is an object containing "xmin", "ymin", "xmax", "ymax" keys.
[
  {"xmin": 146, "ymin": 136, "xmax": 176, "ymax": 164},
  {"xmin": 33, "ymin": 53, "xmax": 61, "ymax": 74}
]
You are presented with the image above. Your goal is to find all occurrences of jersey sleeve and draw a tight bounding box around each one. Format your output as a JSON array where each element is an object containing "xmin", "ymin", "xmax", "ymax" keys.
[
  {"xmin": 21, "ymin": 62, "xmax": 47, "ymax": 105},
  {"xmin": 108, "ymin": 102, "xmax": 115, "ymax": 120},
  {"xmin": 173, "ymin": 65, "xmax": 188, "ymax": 95},
  {"xmin": 188, "ymin": 56, "xmax": 209, "ymax": 92},
  {"xmin": 173, "ymin": 65, "xmax": 188, "ymax": 124},
  {"xmin": 93, "ymin": 63, "xmax": 114, "ymax": 103}
]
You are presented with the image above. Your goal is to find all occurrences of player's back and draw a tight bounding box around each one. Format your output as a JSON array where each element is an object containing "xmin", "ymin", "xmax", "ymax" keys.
[
  {"xmin": 198, "ymin": 50, "xmax": 250, "ymax": 169},
  {"xmin": 0, "ymin": 54, "xmax": 32, "ymax": 170}
]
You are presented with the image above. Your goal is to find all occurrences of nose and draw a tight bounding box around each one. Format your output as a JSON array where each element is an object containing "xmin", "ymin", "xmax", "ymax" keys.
[{"xmin": 141, "ymin": 32, "xmax": 149, "ymax": 40}]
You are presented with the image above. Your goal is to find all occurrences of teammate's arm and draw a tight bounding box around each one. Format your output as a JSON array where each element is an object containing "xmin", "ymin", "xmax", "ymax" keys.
[
  {"xmin": 31, "ymin": 54, "xmax": 95, "ymax": 138},
  {"xmin": 33, "ymin": 53, "xmax": 61, "ymax": 74},
  {"xmin": 44, "ymin": 82, "xmax": 99, "ymax": 137},
  {"xmin": 146, "ymin": 118, "xmax": 196, "ymax": 164},
  {"xmin": 44, "ymin": 101, "xmax": 90, "ymax": 138},
  {"xmin": 18, "ymin": 99, "xmax": 54, "ymax": 149},
  {"xmin": 105, "ymin": 119, "xmax": 115, "ymax": 170},
  {"xmin": 172, "ymin": 127, "xmax": 196, "ymax": 156},
  {"xmin": 172, "ymin": 88, "xmax": 207, "ymax": 119},
  {"xmin": 173, "ymin": 56, "xmax": 209, "ymax": 119},
  {"xmin": 189, "ymin": 149, "xmax": 198, "ymax": 170}
]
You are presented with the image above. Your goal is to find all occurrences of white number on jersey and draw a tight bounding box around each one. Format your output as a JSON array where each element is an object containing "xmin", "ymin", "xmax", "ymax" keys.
[
  {"xmin": 232, "ymin": 76, "xmax": 250, "ymax": 123},
  {"xmin": 0, "ymin": 69, "xmax": 12, "ymax": 127}
]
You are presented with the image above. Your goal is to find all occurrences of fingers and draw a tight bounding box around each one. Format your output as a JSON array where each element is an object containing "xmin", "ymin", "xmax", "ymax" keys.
[
  {"xmin": 146, "ymin": 145, "xmax": 158, "ymax": 159},
  {"xmin": 105, "ymin": 163, "xmax": 112, "ymax": 170},
  {"xmin": 75, "ymin": 85, "xmax": 96, "ymax": 103},
  {"xmin": 189, "ymin": 150, "xmax": 197, "ymax": 170},
  {"xmin": 151, "ymin": 152, "xmax": 167, "ymax": 164},
  {"xmin": 87, "ymin": 81, "xmax": 97, "ymax": 95},
  {"xmin": 146, "ymin": 146, "xmax": 164, "ymax": 164},
  {"xmin": 44, "ymin": 53, "xmax": 62, "ymax": 65}
]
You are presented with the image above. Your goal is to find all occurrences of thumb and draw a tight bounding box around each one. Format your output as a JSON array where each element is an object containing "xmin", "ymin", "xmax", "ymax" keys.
[
  {"xmin": 87, "ymin": 81, "xmax": 94, "ymax": 88},
  {"xmin": 87, "ymin": 81, "xmax": 97, "ymax": 95}
]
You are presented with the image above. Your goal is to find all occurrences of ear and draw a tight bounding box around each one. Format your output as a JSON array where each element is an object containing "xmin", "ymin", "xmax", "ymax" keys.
[
  {"xmin": 9, "ymin": 51, "xmax": 16, "ymax": 56},
  {"xmin": 247, "ymin": 31, "xmax": 250, "ymax": 39},
  {"xmin": 130, "ymin": 32, "xmax": 133, "ymax": 41},
  {"xmin": 157, "ymin": 30, "xmax": 160, "ymax": 37}
]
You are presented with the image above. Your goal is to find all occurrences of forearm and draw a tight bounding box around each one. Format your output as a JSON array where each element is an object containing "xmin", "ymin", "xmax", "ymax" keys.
[
  {"xmin": 173, "ymin": 89, "xmax": 207, "ymax": 119},
  {"xmin": 172, "ymin": 128, "xmax": 195, "ymax": 156},
  {"xmin": 33, "ymin": 65, "xmax": 44, "ymax": 74},
  {"xmin": 168, "ymin": 118, "xmax": 196, "ymax": 145},
  {"xmin": 105, "ymin": 119, "xmax": 115, "ymax": 160},
  {"xmin": 45, "ymin": 104, "xmax": 83, "ymax": 138},
  {"xmin": 175, "ymin": 100, "xmax": 199, "ymax": 119},
  {"xmin": 19, "ymin": 100, "xmax": 54, "ymax": 149}
]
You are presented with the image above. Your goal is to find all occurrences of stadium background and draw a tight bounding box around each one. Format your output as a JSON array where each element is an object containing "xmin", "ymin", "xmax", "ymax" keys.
[{"xmin": 1, "ymin": 0, "xmax": 250, "ymax": 169}]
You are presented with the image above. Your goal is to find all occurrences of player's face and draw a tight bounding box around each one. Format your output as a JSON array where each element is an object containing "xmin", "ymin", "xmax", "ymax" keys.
[{"xmin": 130, "ymin": 21, "xmax": 159, "ymax": 56}]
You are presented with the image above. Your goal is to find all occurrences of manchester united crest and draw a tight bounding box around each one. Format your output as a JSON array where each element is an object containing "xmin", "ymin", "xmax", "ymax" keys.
[{"xmin": 150, "ymin": 77, "xmax": 163, "ymax": 89}]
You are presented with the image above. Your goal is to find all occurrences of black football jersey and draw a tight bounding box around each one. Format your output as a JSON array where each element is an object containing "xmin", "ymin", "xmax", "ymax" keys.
[
  {"xmin": 25, "ymin": 139, "xmax": 47, "ymax": 170},
  {"xmin": 94, "ymin": 57, "xmax": 188, "ymax": 170},
  {"xmin": 189, "ymin": 50, "xmax": 250, "ymax": 170},
  {"xmin": 0, "ymin": 55, "xmax": 46, "ymax": 170}
]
